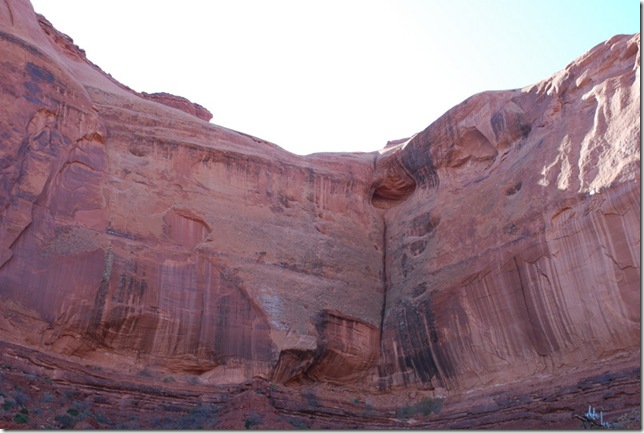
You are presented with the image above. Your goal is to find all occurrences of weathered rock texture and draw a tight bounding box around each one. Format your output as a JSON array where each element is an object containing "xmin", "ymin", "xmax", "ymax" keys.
[
  {"xmin": 376, "ymin": 34, "xmax": 641, "ymax": 393},
  {"xmin": 0, "ymin": 0, "xmax": 639, "ymax": 428}
]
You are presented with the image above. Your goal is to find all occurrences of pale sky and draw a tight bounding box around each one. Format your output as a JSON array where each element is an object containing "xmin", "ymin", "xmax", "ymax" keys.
[{"xmin": 31, "ymin": 0, "xmax": 639, "ymax": 155}]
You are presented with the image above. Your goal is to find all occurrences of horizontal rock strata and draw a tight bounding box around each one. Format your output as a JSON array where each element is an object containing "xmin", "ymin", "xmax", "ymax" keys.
[{"xmin": 0, "ymin": 0, "xmax": 639, "ymax": 428}]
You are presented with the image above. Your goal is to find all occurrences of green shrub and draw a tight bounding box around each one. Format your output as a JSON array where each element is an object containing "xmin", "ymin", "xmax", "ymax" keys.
[
  {"xmin": 168, "ymin": 402, "xmax": 219, "ymax": 429},
  {"xmin": 287, "ymin": 418, "xmax": 310, "ymax": 429},
  {"xmin": 63, "ymin": 390, "xmax": 78, "ymax": 399},
  {"xmin": 94, "ymin": 412, "xmax": 109, "ymax": 424},
  {"xmin": 303, "ymin": 390, "xmax": 318, "ymax": 407},
  {"xmin": 396, "ymin": 397, "xmax": 444, "ymax": 419},
  {"xmin": 417, "ymin": 397, "xmax": 444, "ymax": 416},
  {"xmin": 14, "ymin": 391, "xmax": 29, "ymax": 406},
  {"xmin": 138, "ymin": 367, "xmax": 153, "ymax": 377},
  {"xmin": 363, "ymin": 403, "xmax": 376, "ymax": 418},
  {"xmin": 244, "ymin": 411, "xmax": 263, "ymax": 429},
  {"xmin": 189, "ymin": 402, "xmax": 218, "ymax": 416},
  {"xmin": 54, "ymin": 414, "xmax": 76, "ymax": 428},
  {"xmin": 14, "ymin": 413, "xmax": 28, "ymax": 424}
]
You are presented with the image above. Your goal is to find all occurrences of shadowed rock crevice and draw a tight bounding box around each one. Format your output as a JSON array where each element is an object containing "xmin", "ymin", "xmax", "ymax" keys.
[{"xmin": 370, "ymin": 158, "xmax": 417, "ymax": 209}]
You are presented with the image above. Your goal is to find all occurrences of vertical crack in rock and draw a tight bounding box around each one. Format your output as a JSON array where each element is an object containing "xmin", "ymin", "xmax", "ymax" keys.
[{"xmin": 378, "ymin": 218, "xmax": 388, "ymax": 347}]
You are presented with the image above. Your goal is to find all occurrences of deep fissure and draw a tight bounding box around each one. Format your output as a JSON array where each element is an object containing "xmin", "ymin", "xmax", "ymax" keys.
[{"xmin": 378, "ymin": 218, "xmax": 388, "ymax": 347}]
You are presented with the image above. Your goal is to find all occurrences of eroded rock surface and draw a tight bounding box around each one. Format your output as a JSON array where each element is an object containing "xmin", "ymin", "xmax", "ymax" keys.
[
  {"xmin": 376, "ymin": 32, "xmax": 641, "ymax": 393},
  {"xmin": 0, "ymin": 0, "xmax": 639, "ymax": 428}
]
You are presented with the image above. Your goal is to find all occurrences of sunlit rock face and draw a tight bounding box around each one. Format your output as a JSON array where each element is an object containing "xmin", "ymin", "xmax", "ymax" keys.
[
  {"xmin": 0, "ymin": 0, "xmax": 385, "ymax": 379},
  {"xmin": 376, "ymin": 33, "xmax": 640, "ymax": 391},
  {"xmin": 0, "ymin": 0, "xmax": 639, "ymax": 426}
]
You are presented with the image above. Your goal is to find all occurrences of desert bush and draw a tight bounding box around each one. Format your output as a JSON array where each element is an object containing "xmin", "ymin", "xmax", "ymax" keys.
[
  {"xmin": 302, "ymin": 390, "xmax": 318, "ymax": 407},
  {"xmin": 14, "ymin": 413, "xmax": 28, "ymax": 424},
  {"xmin": 287, "ymin": 417, "xmax": 310, "ymax": 429},
  {"xmin": 362, "ymin": 403, "xmax": 376, "ymax": 418},
  {"xmin": 137, "ymin": 367, "xmax": 153, "ymax": 377},
  {"xmin": 396, "ymin": 397, "xmax": 444, "ymax": 419},
  {"xmin": 168, "ymin": 402, "xmax": 219, "ymax": 429},
  {"xmin": 63, "ymin": 390, "xmax": 80, "ymax": 399},
  {"xmin": 54, "ymin": 414, "xmax": 76, "ymax": 429},
  {"xmin": 91, "ymin": 395, "xmax": 109, "ymax": 405},
  {"xmin": 94, "ymin": 412, "xmax": 109, "ymax": 425},
  {"xmin": 14, "ymin": 391, "xmax": 29, "ymax": 406},
  {"xmin": 615, "ymin": 409, "xmax": 641, "ymax": 429},
  {"xmin": 189, "ymin": 402, "xmax": 218, "ymax": 416},
  {"xmin": 244, "ymin": 411, "xmax": 263, "ymax": 429},
  {"xmin": 160, "ymin": 403, "xmax": 184, "ymax": 413}
]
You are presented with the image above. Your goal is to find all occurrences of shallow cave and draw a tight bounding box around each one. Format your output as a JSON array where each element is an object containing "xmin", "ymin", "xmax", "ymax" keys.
[{"xmin": 370, "ymin": 168, "xmax": 417, "ymax": 209}]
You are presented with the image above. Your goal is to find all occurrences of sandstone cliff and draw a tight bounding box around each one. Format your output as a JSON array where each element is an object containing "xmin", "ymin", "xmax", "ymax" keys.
[
  {"xmin": 0, "ymin": 0, "xmax": 639, "ymax": 428},
  {"xmin": 376, "ymin": 33, "xmax": 640, "ymax": 393}
]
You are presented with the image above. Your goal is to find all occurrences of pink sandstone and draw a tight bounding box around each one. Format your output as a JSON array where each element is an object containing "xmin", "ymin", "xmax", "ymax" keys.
[{"xmin": 0, "ymin": 0, "xmax": 639, "ymax": 428}]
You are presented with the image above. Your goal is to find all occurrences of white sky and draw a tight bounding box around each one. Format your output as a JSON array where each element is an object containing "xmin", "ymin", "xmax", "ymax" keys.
[{"xmin": 31, "ymin": 0, "xmax": 639, "ymax": 155}]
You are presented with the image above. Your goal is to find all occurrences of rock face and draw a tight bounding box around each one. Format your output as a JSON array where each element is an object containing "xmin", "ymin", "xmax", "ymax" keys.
[
  {"xmin": 0, "ymin": 0, "xmax": 639, "ymax": 428},
  {"xmin": 139, "ymin": 92, "xmax": 213, "ymax": 122},
  {"xmin": 376, "ymin": 35, "xmax": 641, "ymax": 392}
]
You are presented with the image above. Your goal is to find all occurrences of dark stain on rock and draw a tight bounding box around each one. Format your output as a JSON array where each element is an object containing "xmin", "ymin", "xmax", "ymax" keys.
[
  {"xmin": 408, "ymin": 213, "xmax": 439, "ymax": 237},
  {"xmin": 25, "ymin": 62, "xmax": 55, "ymax": 83},
  {"xmin": 86, "ymin": 250, "xmax": 114, "ymax": 342},
  {"xmin": 401, "ymin": 253, "xmax": 409, "ymax": 278},
  {"xmin": 398, "ymin": 137, "xmax": 440, "ymax": 189},
  {"xmin": 490, "ymin": 110, "xmax": 505, "ymax": 138},
  {"xmin": 409, "ymin": 239, "xmax": 428, "ymax": 256},
  {"xmin": 401, "ymin": 297, "xmax": 453, "ymax": 383},
  {"xmin": 505, "ymin": 181, "xmax": 522, "ymax": 196},
  {"xmin": 114, "ymin": 261, "xmax": 147, "ymax": 304},
  {"xmin": 411, "ymin": 283, "xmax": 428, "ymax": 298}
]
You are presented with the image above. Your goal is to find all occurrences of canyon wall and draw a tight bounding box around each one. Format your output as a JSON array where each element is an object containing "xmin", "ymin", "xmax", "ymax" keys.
[
  {"xmin": 0, "ymin": 0, "xmax": 639, "ymax": 409},
  {"xmin": 0, "ymin": 0, "xmax": 385, "ymax": 384},
  {"xmin": 376, "ymin": 33, "xmax": 640, "ymax": 391}
]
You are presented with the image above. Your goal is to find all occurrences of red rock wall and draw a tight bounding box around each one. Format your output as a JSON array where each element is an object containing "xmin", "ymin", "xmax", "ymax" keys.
[
  {"xmin": 0, "ymin": 0, "xmax": 639, "ymax": 402},
  {"xmin": 375, "ymin": 33, "xmax": 640, "ymax": 391},
  {"xmin": 0, "ymin": 0, "xmax": 385, "ymax": 380}
]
